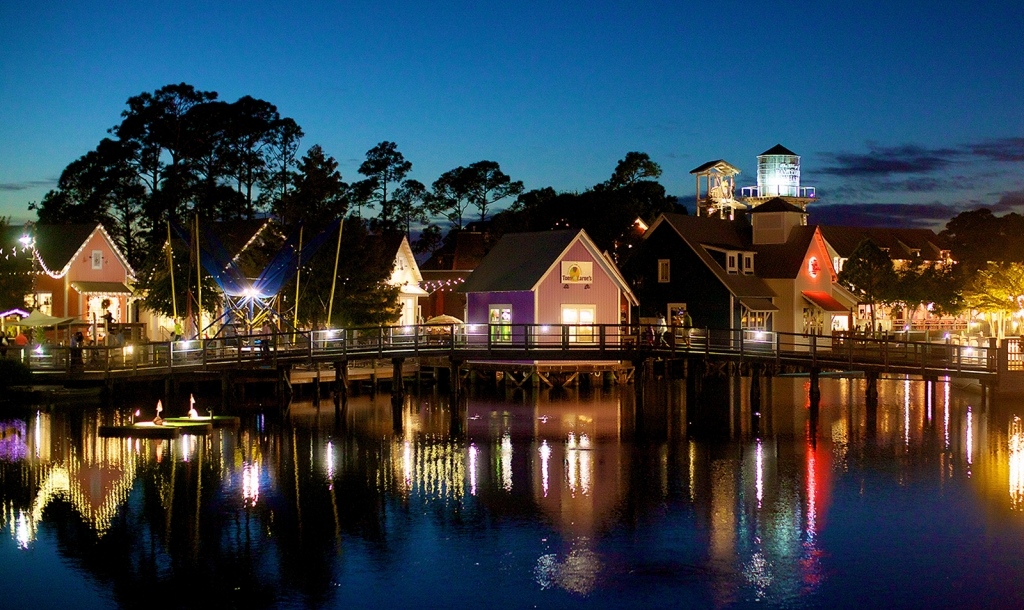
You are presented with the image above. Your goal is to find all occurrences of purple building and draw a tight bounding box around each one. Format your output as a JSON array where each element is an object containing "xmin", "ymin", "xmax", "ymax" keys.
[{"xmin": 459, "ymin": 230, "xmax": 637, "ymax": 347}]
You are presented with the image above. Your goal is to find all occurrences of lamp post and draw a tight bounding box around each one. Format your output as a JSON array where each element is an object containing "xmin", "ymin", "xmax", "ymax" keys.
[{"xmin": 19, "ymin": 232, "xmax": 36, "ymax": 310}]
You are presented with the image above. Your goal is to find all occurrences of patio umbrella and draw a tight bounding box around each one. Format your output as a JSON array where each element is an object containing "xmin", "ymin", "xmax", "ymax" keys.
[{"xmin": 425, "ymin": 315, "xmax": 463, "ymax": 325}]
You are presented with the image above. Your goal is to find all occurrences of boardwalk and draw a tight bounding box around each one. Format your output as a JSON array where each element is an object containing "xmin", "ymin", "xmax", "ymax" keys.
[{"xmin": 12, "ymin": 324, "xmax": 1020, "ymax": 389}]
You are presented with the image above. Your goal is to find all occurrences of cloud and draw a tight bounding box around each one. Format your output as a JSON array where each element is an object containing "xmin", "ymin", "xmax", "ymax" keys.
[
  {"xmin": 818, "ymin": 144, "xmax": 959, "ymax": 177},
  {"xmin": 990, "ymin": 190, "xmax": 1024, "ymax": 213},
  {"xmin": 968, "ymin": 138, "xmax": 1024, "ymax": 162},
  {"xmin": 808, "ymin": 202, "xmax": 964, "ymax": 229},
  {"xmin": 0, "ymin": 179, "xmax": 57, "ymax": 191}
]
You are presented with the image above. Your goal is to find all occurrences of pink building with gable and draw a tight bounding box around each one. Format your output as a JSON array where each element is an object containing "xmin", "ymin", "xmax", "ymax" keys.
[{"xmin": 460, "ymin": 229, "xmax": 636, "ymax": 347}]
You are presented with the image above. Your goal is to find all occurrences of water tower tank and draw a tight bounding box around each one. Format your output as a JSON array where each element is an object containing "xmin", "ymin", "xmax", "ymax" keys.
[{"xmin": 757, "ymin": 144, "xmax": 800, "ymax": 198}]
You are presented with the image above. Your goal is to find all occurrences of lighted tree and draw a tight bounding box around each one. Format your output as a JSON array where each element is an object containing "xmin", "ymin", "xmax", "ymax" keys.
[{"xmin": 963, "ymin": 262, "xmax": 1024, "ymax": 340}]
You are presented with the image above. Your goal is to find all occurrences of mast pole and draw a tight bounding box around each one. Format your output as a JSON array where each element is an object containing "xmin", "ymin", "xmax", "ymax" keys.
[{"xmin": 327, "ymin": 219, "xmax": 344, "ymax": 327}]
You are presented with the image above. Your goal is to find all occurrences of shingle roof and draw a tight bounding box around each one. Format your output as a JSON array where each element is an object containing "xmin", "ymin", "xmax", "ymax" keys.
[
  {"xmin": 461, "ymin": 230, "xmax": 578, "ymax": 292},
  {"xmin": 654, "ymin": 214, "xmax": 776, "ymax": 298},
  {"xmin": 760, "ymin": 144, "xmax": 798, "ymax": 156},
  {"xmin": 749, "ymin": 197, "xmax": 806, "ymax": 214},
  {"xmin": 753, "ymin": 226, "xmax": 818, "ymax": 278},
  {"xmin": 689, "ymin": 159, "xmax": 741, "ymax": 175},
  {"xmin": 818, "ymin": 226, "xmax": 947, "ymax": 260},
  {"xmin": 34, "ymin": 224, "xmax": 98, "ymax": 272}
]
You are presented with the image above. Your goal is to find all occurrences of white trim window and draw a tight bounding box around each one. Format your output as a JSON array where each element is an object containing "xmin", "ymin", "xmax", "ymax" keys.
[
  {"xmin": 657, "ymin": 259, "xmax": 670, "ymax": 283},
  {"xmin": 91, "ymin": 250, "xmax": 103, "ymax": 270},
  {"xmin": 743, "ymin": 253, "xmax": 754, "ymax": 274},
  {"xmin": 727, "ymin": 252, "xmax": 737, "ymax": 274},
  {"xmin": 561, "ymin": 304, "xmax": 596, "ymax": 343}
]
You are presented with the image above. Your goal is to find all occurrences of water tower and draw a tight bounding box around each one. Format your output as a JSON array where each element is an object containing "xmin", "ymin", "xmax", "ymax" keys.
[{"xmin": 741, "ymin": 144, "xmax": 816, "ymax": 211}]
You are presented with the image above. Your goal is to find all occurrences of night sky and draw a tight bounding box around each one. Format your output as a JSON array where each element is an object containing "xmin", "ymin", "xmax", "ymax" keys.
[{"xmin": 2, "ymin": 0, "xmax": 1022, "ymax": 230}]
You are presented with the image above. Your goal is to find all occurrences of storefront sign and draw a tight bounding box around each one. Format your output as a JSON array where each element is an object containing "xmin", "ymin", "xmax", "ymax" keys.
[
  {"xmin": 807, "ymin": 256, "xmax": 820, "ymax": 279},
  {"xmin": 560, "ymin": 261, "xmax": 593, "ymax": 284}
]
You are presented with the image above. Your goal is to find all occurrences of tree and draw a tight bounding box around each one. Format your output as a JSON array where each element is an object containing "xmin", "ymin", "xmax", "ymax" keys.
[
  {"xmin": 357, "ymin": 141, "xmax": 412, "ymax": 224},
  {"xmin": 606, "ymin": 151, "xmax": 662, "ymax": 188},
  {"xmin": 463, "ymin": 160, "xmax": 524, "ymax": 223},
  {"xmin": 963, "ymin": 262, "xmax": 1024, "ymax": 340},
  {"xmin": 275, "ymin": 145, "xmax": 348, "ymax": 230},
  {"xmin": 413, "ymin": 224, "xmax": 443, "ymax": 257},
  {"xmin": 392, "ymin": 179, "xmax": 428, "ymax": 240},
  {"xmin": 428, "ymin": 166, "xmax": 473, "ymax": 230},
  {"xmin": 838, "ymin": 239, "xmax": 898, "ymax": 334}
]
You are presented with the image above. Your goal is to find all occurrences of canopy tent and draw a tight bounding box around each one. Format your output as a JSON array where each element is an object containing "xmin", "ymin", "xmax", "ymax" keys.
[{"xmin": 16, "ymin": 309, "xmax": 74, "ymax": 327}]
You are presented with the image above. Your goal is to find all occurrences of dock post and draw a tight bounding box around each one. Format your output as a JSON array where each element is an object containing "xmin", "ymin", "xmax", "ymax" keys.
[
  {"xmin": 313, "ymin": 366, "xmax": 321, "ymax": 408},
  {"xmin": 392, "ymin": 357, "xmax": 405, "ymax": 397},
  {"xmin": 750, "ymin": 363, "xmax": 762, "ymax": 415},
  {"xmin": 865, "ymin": 370, "xmax": 879, "ymax": 402},
  {"xmin": 450, "ymin": 360, "xmax": 462, "ymax": 395},
  {"xmin": 221, "ymin": 371, "xmax": 231, "ymax": 411},
  {"xmin": 334, "ymin": 360, "xmax": 347, "ymax": 412},
  {"xmin": 809, "ymin": 367, "xmax": 821, "ymax": 410}
]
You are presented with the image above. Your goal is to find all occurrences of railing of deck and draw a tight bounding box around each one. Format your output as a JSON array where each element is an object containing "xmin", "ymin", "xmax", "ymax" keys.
[{"xmin": 1, "ymin": 324, "xmax": 1001, "ymax": 376}]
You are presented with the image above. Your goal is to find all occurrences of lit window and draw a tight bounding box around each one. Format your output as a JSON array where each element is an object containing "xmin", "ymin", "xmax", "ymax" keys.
[
  {"xmin": 657, "ymin": 259, "xmax": 670, "ymax": 283},
  {"xmin": 91, "ymin": 250, "xmax": 102, "ymax": 270},
  {"xmin": 489, "ymin": 306, "xmax": 511, "ymax": 342}
]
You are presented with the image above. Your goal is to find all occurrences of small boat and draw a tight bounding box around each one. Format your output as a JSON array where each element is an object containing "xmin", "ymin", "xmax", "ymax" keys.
[
  {"xmin": 163, "ymin": 420, "xmax": 214, "ymax": 435},
  {"xmin": 98, "ymin": 423, "xmax": 180, "ymax": 439},
  {"xmin": 163, "ymin": 415, "xmax": 240, "ymax": 428}
]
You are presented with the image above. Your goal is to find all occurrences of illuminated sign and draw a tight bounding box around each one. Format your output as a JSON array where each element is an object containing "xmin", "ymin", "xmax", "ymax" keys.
[
  {"xmin": 807, "ymin": 256, "xmax": 820, "ymax": 278},
  {"xmin": 560, "ymin": 261, "xmax": 593, "ymax": 284}
]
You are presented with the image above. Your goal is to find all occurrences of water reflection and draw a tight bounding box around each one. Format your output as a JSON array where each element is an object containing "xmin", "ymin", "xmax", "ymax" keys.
[{"xmin": 3, "ymin": 376, "xmax": 1024, "ymax": 607}]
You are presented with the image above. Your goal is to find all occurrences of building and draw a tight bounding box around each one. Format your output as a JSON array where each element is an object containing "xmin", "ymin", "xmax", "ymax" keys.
[
  {"xmin": 625, "ymin": 213, "xmax": 777, "ymax": 334},
  {"xmin": 459, "ymin": 229, "xmax": 636, "ymax": 344},
  {"xmin": 15, "ymin": 223, "xmax": 136, "ymax": 329},
  {"xmin": 818, "ymin": 225, "xmax": 957, "ymax": 333},
  {"xmin": 627, "ymin": 205, "xmax": 853, "ymax": 338},
  {"xmin": 418, "ymin": 231, "xmax": 487, "ymax": 321},
  {"xmin": 376, "ymin": 234, "xmax": 426, "ymax": 326}
]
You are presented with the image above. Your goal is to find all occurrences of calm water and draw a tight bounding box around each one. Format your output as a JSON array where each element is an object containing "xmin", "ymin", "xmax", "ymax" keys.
[{"xmin": 2, "ymin": 375, "xmax": 1024, "ymax": 609}]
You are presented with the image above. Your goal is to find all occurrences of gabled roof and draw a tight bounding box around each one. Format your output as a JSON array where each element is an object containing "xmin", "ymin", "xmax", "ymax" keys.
[
  {"xmin": 752, "ymin": 225, "xmax": 819, "ymax": 278},
  {"xmin": 369, "ymin": 233, "xmax": 423, "ymax": 283},
  {"xmin": 420, "ymin": 231, "xmax": 487, "ymax": 271},
  {"xmin": 760, "ymin": 144, "xmax": 798, "ymax": 156},
  {"xmin": 749, "ymin": 197, "xmax": 806, "ymax": 214},
  {"xmin": 33, "ymin": 224, "xmax": 99, "ymax": 273},
  {"xmin": 461, "ymin": 229, "xmax": 638, "ymax": 304},
  {"xmin": 689, "ymin": 159, "xmax": 741, "ymax": 175},
  {"xmin": 818, "ymin": 226, "xmax": 947, "ymax": 261},
  {"xmin": 648, "ymin": 214, "xmax": 775, "ymax": 298},
  {"xmin": 27, "ymin": 224, "xmax": 136, "ymax": 279},
  {"xmin": 461, "ymin": 230, "xmax": 579, "ymax": 292}
]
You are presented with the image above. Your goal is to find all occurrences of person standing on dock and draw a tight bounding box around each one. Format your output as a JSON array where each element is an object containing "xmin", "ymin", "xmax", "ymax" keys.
[{"xmin": 681, "ymin": 308, "xmax": 693, "ymax": 348}]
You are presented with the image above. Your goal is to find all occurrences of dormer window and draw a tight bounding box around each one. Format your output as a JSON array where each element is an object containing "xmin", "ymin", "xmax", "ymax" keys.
[
  {"xmin": 727, "ymin": 253, "xmax": 737, "ymax": 274},
  {"xmin": 743, "ymin": 254, "xmax": 753, "ymax": 274}
]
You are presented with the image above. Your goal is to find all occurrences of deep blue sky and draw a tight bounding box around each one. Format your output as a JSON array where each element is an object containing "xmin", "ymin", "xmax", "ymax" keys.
[{"xmin": 2, "ymin": 0, "xmax": 1023, "ymax": 230}]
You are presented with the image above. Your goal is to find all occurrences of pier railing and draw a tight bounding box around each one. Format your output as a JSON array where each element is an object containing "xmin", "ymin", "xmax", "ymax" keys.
[{"xmin": 5, "ymin": 323, "xmax": 1005, "ymax": 378}]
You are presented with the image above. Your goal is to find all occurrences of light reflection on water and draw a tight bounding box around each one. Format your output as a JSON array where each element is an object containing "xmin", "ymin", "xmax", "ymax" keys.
[{"xmin": 2, "ymin": 376, "xmax": 1024, "ymax": 608}]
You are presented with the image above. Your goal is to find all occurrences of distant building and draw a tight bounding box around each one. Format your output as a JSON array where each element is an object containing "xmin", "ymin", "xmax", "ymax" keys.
[{"xmin": 419, "ymin": 231, "xmax": 487, "ymax": 321}]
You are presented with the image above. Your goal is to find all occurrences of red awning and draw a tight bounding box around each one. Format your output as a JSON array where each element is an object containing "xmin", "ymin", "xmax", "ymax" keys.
[{"xmin": 801, "ymin": 291, "xmax": 849, "ymax": 313}]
